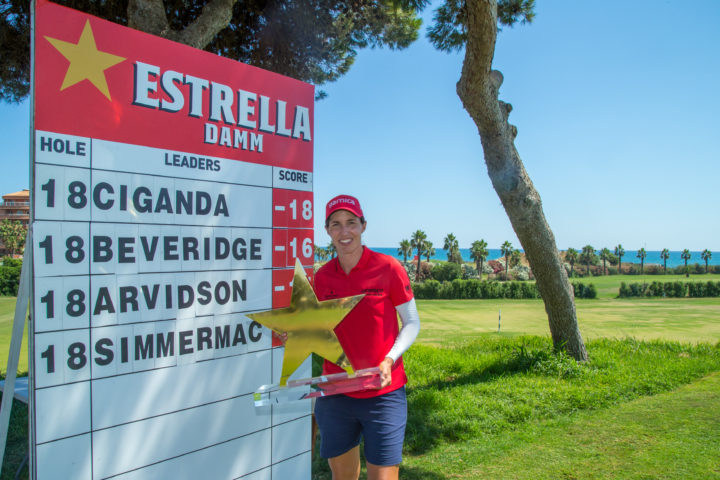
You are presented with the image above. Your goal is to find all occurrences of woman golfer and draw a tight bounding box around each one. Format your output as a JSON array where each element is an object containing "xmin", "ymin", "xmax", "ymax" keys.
[{"xmin": 314, "ymin": 194, "xmax": 421, "ymax": 480}]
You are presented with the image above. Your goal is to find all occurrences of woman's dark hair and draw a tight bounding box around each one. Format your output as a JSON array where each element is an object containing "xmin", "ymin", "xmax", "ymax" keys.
[{"xmin": 325, "ymin": 215, "xmax": 366, "ymax": 228}]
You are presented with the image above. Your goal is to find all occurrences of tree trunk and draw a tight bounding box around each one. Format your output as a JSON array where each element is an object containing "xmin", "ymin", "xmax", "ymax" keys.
[
  {"xmin": 127, "ymin": 0, "xmax": 238, "ymax": 49},
  {"xmin": 457, "ymin": 0, "xmax": 587, "ymax": 361}
]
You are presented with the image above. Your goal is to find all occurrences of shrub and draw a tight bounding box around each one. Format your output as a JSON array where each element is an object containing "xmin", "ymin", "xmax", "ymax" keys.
[
  {"xmin": 645, "ymin": 264, "xmax": 662, "ymax": 275},
  {"xmin": 405, "ymin": 261, "xmax": 433, "ymax": 282},
  {"xmin": 512, "ymin": 265, "xmax": 531, "ymax": 281},
  {"xmin": 2, "ymin": 257, "xmax": 22, "ymax": 268},
  {"xmin": 412, "ymin": 279, "xmax": 440, "ymax": 299},
  {"xmin": 572, "ymin": 282, "xmax": 598, "ymax": 299},
  {"xmin": 431, "ymin": 262, "xmax": 462, "ymax": 282},
  {"xmin": 672, "ymin": 265, "xmax": 687, "ymax": 275},
  {"xmin": 487, "ymin": 260, "xmax": 504, "ymax": 274},
  {"xmin": 688, "ymin": 282, "xmax": 704, "ymax": 297},
  {"xmin": 0, "ymin": 258, "xmax": 22, "ymax": 296},
  {"xmin": 670, "ymin": 281, "xmax": 687, "ymax": 297},
  {"xmin": 461, "ymin": 264, "xmax": 477, "ymax": 279}
]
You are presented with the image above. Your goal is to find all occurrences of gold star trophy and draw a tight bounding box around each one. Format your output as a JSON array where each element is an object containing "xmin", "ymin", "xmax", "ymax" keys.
[{"xmin": 248, "ymin": 260, "xmax": 382, "ymax": 406}]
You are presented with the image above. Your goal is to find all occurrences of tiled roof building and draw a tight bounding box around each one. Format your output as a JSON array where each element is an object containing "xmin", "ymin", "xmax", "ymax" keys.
[
  {"xmin": 0, "ymin": 189, "xmax": 30, "ymax": 227},
  {"xmin": 0, "ymin": 189, "xmax": 30, "ymax": 256}
]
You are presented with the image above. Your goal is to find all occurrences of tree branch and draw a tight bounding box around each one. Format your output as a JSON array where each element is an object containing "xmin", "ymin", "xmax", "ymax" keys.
[
  {"xmin": 127, "ymin": 0, "xmax": 170, "ymax": 38},
  {"xmin": 173, "ymin": 0, "xmax": 239, "ymax": 49},
  {"xmin": 457, "ymin": 0, "xmax": 502, "ymax": 136},
  {"xmin": 126, "ymin": 0, "xmax": 238, "ymax": 50}
]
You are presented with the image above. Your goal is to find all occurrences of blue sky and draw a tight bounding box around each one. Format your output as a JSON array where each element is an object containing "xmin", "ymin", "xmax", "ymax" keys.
[{"xmin": 1, "ymin": 0, "xmax": 718, "ymax": 252}]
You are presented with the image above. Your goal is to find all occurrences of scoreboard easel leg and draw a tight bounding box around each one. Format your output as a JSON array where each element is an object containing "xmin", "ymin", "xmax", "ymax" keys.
[{"xmin": 0, "ymin": 228, "xmax": 32, "ymax": 471}]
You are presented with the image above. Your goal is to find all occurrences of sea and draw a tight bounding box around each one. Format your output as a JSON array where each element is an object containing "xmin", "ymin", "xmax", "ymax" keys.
[{"xmin": 370, "ymin": 247, "xmax": 718, "ymax": 269}]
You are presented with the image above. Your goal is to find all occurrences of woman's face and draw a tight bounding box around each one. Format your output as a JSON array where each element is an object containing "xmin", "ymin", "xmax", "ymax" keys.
[{"xmin": 326, "ymin": 209, "xmax": 366, "ymax": 257}]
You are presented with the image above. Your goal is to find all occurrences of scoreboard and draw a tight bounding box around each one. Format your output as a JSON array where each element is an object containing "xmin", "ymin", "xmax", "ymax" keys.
[{"xmin": 31, "ymin": 1, "xmax": 314, "ymax": 478}]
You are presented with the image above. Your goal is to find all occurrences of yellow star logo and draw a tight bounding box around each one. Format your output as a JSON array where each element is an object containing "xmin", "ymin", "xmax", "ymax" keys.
[
  {"xmin": 45, "ymin": 20, "xmax": 126, "ymax": 100},
  {"xmin": 247, "ymin": 260, "xmax": 364, "ymax": 385}
]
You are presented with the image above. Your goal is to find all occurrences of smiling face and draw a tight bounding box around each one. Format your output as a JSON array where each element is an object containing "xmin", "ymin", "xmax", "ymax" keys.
[{"xmin": 326, "ymin": 209, "xmax": 366, "ymax": 259}]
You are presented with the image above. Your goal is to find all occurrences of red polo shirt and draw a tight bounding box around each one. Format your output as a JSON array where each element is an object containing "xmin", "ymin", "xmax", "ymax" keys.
[{"xmin": 314, "ymin": 246, "xmax": 414, "ymax": 398}]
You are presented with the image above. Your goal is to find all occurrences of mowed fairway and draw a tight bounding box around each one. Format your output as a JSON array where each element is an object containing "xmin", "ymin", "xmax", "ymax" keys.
[
  {"xmin": 416, "ymin": 297, "xmax": 720, "ymax": 345},
  {"xmin": 2, "ymin": 281, "xmax": 720, "ymax": 374}
]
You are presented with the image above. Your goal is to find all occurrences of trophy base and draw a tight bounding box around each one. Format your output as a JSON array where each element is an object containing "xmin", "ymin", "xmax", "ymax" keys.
[{"xmin": 254, "ymin": 367, "xmax": 381, "ymax": 407}]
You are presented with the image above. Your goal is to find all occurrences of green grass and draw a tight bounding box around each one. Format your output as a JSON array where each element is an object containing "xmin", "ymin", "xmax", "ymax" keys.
[
  {"xmin": 467, "ymin": 373, "xmax": 720, "ymax": 479},
  {"xmin": 4, "ymin": 287, "xmax": 720, "ymax": 479},
  {"xmin": 312, "ymin": 336, "xmax": 720, "ymax": 479},
  {"xmin": 0, "ymin": 296, "xmax": 28, "ymax": 376},
  {"xmin": 417, "ymin": 297, "xmax": 720, "ymax": 345}
]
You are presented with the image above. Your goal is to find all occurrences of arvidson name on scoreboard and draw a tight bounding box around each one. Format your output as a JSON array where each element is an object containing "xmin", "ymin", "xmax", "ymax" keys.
[
  {"xmin": 93, "ymin": 277, "xmax": 248, "ymax": 315},
  {"xmin": 133, "ymin": 62, "xmax": 312, "ymax": 153}
]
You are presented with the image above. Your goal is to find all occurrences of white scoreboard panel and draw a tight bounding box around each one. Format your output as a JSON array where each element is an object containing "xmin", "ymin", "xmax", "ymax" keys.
[{"xmin": 31, "ymin": 1, "xmax": 315, "ymax": 478}]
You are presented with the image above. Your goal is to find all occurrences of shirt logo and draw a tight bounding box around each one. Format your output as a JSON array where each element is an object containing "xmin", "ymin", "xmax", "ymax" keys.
[{"xmin": 361, "ymin": 288, "xmax": 383, "ymax": 296}]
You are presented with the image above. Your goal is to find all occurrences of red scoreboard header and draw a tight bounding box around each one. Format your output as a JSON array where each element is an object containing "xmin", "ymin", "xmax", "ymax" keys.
[{"xmin": 34, "ymin": 0, "xmax": 314, "ymax": 172}]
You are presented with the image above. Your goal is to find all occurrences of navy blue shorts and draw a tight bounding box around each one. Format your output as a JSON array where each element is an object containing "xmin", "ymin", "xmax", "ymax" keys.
[{"xmin": 314, "ymin": 386, "xmax": 407, "ymax": 466}]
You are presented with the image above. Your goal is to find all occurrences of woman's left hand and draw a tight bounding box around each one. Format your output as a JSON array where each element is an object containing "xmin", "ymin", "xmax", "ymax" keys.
[{"xmin": 378, "ymin": 357, "xmax": 394, "ymax": 388}]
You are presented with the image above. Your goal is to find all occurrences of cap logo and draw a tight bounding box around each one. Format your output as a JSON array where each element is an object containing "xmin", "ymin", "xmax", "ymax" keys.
[{"xmin": 328, "ymin": 198, "xmax": 356, "ymax": 208}]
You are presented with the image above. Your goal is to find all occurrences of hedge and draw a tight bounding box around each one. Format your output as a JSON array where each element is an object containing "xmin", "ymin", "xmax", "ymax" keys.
[
  {"xmin": 412, "ymin": 279, "xmax": 540, "ymax": 300},
  {"xmin": 571, "ymin": 282, "xmax": 598, "ymax": 299},
  {"xmin": 618, "ymin": 280, "xmax": 720, "ymax": 298}
]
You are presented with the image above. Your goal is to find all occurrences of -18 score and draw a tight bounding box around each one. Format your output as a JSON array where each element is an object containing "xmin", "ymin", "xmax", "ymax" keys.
[
  {"xmin": 272, "ymin": 189, "xmax": 313, "ymax": 229},
  {"xmin": 288, "ymin": 198, "xmax": 312, "ymax": 221}
]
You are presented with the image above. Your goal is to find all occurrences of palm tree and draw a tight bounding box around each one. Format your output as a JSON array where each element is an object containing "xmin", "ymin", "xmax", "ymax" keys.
[
  {"xmin": 681, "ymin": 249, "xmax": 691, "ymax": 269},
  {"xmin": 410, "ymin": 230, "xmax": 428, "ymax": 280},
  {"xmin": 599, "ymin": 247, "xmax": 611, "ymax": 275},
  {"xmin": 510, "ymin": 249, "xmax": 522, "ymax": 269},
  {"xmin": 327, "ymin": 242, "xmax": 336, "ymax": 259},
  {"xmin": 398, "ymin": 239, "xmax": 412, "ymax": 263},
  {"xmin": 660, "ymin": 248, "xmax": 670, "ymax": 274},
  {"xmin": 501, "ymin": 241, "xmax": 513, "ymax": 277},
  {"xmin": 701, "ymin": 249, "xmax": 712, "ymax": 274},
  {"xmin": 580, "ymin": 245, "xmax": 596, "ymax": 276},
  {"xmin": 470, "ymin": 239, "xmax": 489, "ymax": 280},
  {"xmin": 615, "ymin": 244, "xmax": 625, "ymax": 274},
  {"xmin": 565, "ymin": 247, "xmax": 578, "ymax": 277},
  {"xmin": 314, "ymin": 245, "xmax": 328, "ymax": 262},
  {"xmin": 443, "ymin": 233, "xmax": 461, "ymax": 264},
  {"xmin": 637, "ymin": 248, "xmax": 647, "ymax": 275},
  {"xmin": 425, "ymin": 241, "xmax": 435, "ymax": 263}
]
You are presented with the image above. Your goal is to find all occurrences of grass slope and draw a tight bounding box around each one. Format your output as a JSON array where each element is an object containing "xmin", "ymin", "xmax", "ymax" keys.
[
  {"xmin": 311, "ymin": 336, "xmax": 720, "ymax": 479},
  {"xmin": 454, "ymin": 372, "xmax": 720, "ymax": 479}
]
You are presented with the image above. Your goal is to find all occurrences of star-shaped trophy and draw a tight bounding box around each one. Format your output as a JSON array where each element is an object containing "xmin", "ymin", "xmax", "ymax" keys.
[{"xmin": 248, "ymin": 260, "xmax": 382, "ymax": 406}]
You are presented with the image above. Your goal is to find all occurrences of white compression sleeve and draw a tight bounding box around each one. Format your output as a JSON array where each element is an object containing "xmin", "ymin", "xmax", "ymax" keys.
[{"xmin": 386, "ymin": 298, "xmax": 421, "ymax": 363}]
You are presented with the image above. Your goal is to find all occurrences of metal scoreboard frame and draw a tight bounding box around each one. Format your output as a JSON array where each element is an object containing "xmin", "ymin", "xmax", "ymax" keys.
[{"xmin": 29, "ymin": 1, "xmax": 315, "ymax": 478}]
